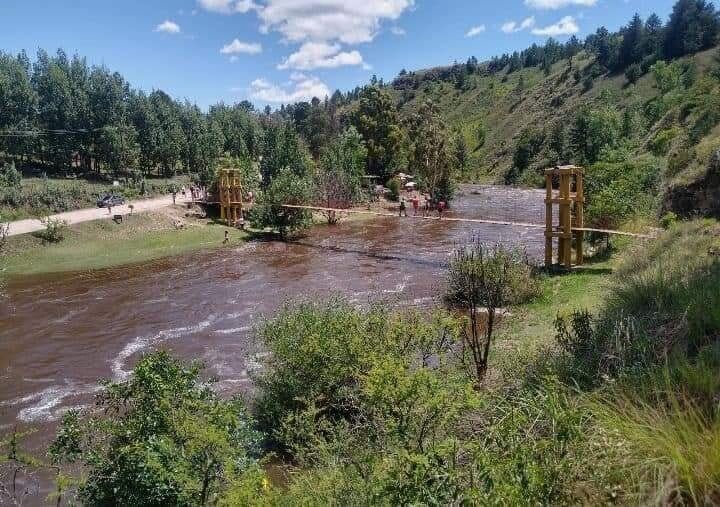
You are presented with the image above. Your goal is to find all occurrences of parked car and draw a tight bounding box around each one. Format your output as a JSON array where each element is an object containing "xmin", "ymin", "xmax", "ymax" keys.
[{"xmin": 96, "ymin": 194, "xmax": 125, "ymax": 207}]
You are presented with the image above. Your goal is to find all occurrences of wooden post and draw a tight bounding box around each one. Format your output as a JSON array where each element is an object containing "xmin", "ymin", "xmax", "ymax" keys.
[
  {"xmin": 544, "ymin": 173, "xmax": 553, "ymax": 268},
  {"xmin": 575, "ymin": 171, "xmax": 584, "ymax": 266},
  {"xmin": 561, "ymin": 173, "xmax": 572, "ymax": 268}
]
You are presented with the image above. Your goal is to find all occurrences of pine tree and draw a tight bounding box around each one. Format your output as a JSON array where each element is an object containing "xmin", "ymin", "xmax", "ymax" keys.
[{"xmin": 619, "ymin": 13, "xmax": 645, "ymax": 70}]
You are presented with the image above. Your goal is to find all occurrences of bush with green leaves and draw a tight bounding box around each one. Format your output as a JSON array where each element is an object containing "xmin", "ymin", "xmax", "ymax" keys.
[
  {"xmin": 250, "ymin": 166, "xmax": 314, "ymax": 239},
  {"xmin": 584, "ymin": 158, "xmax": 660, "ymax": 228},
  {"xmin": 445, "ymin": 240, "xmax": 539, "ymax": 382},
  {"xmin": 649, "ymin": 127, "xmax": 680, "ymax": 156},
  {"xmin": 570, "ymin": 105, "xmax": 622, "ymax": 165},
  {"xmin": 253, "ymin": 300, "xmax": 481, "ymax": 505},
  {"xmin": 556, "ymin": 220, "xmax": 720, "ymax": 385},
  {"xmin": 38, "ymin": 216, "xmax": 67, "ymax": 243},
  {"xmin": 0, "ymin": 162, "xmax": 21, "ymax": 188},
  {"xmin": 625, "ymin": 63, "xmax": 642, "ymax": 84},
  {"xmin": 254, "ymin": 300, "xmax": 463, "ymax": 447},
  {"xmin": 49, "ymin": 351, "xmax": 263, "ymax": 506},
  {"xmin": 386, "ymin": 177, "xmax": 401, "ymax": 201}
]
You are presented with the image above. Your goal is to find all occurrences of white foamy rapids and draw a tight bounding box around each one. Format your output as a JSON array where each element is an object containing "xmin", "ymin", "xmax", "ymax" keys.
[
  {"xmin": 0, "ymin": 381, "xmax": 102, "ymax": 423},
  {"xmin": 111, "ymin": 316, "xmax": 215, "ymax": 380},
  {"xmin": 214, "ymin": 326, "xmax": 251, "ymax": 335},
  {"xmin": 55, "ymin": 306, "xmax": 88, "ymax": 324},
  {"xmin": 382, "ymin": 282, "xmax": 406, "ymax": 294}
]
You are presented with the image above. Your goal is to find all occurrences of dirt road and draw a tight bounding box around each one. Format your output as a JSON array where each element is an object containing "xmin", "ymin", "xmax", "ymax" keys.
[{"xmin": 4, "ymin": 194, "xmax": 189, "ymax": 237}]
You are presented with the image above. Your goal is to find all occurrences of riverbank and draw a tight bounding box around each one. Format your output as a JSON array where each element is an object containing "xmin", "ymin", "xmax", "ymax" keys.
[
  {"xmin": 2, "ymin": 195, "xmax": 413, "ymax": 277},
  {"xmin": 3, "ymin": 207, "xmax": 246, "ymax": 277}
]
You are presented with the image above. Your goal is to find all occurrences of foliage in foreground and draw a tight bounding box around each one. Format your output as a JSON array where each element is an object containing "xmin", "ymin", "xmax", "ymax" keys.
[
  {"xmin": 554, "ymin": 219, "xmax": 720, "ymax": 503},
  {"xmin": 50, "ymin": 351, "xmax": 263, "ymax": 506},
  {"xmin": 251, "ymin": 298, "xmax": 620, "ymax": 505},
  {"xmin": 556, "ymin": 219, "xmax": 720, "ymax": 384}
]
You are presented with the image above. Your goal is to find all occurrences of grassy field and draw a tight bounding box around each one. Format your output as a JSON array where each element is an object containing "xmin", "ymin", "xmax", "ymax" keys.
[{"xmin": 3, "ymin": 209, "xmax": 246, "ymax": 276}]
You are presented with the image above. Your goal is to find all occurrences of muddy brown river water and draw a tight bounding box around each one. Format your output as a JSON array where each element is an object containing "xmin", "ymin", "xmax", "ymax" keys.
[{"xmin": 0, "ymin": 185, "xmax": 545, "ymax": 453}]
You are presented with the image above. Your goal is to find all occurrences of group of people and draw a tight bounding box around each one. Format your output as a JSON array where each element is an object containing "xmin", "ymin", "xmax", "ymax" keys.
[{"xmin": 399, "ymin": 194, "xmax": 446, "ymax": 218}]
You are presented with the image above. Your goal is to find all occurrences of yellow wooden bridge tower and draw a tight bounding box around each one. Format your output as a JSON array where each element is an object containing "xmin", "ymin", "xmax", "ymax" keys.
[
  {"xmin": 544, "ymin": 165, "xmax": 585, "ymax": 269},
  {"xmin": 218, "ymin": 169, "xmax": 245, "ymax": 226}
]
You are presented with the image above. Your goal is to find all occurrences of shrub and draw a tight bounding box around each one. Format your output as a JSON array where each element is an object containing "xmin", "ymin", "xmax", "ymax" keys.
[
  {"xmin": 250, "ymin": 167, "xmax": 313, "ymax": 239},
  {"xmin": 650, "ymin": 127, "xmax": 680, "ymax": 156},
  {"xmin": 651, "ymin": 61, "xmax": 682, "ymax": 94},
  {"xmin": 625, "ymin": 63, "xmax": 642, "ymax": 84},
  {"xmin": 254, "ymin": 299, "xmax": 462, "ymax": 450},
  {"xmin": 445, "ymin": 239, "xmax": 539, "ymax": 382},
  {"xmin": 49, "ymin": 351, "xmax": 263, "ymax": 506},
  {"xmin": 386, "ymin": 177, "xmax": 401, "ymax": 201},
  {"xmin": 466, "ymin": 381, "xmax": 604, "ymax": 504},
  {"xmin": 38, "ymin": 217, "xmax": 67, "ymax": 243},
  {"xmin": 584, "ymin": 159, "xmax": 660, "ymax": 228},
  {"xmin": 556, "ymin": 221, "xmax": 720, "ymax": 384},
  {"xmin": 660, "ymin": 211, "xmax": 678, "ymax": 229},
  {"xmin": 0, "ymin": 162, "xmax": 21, "ymax": 188}
]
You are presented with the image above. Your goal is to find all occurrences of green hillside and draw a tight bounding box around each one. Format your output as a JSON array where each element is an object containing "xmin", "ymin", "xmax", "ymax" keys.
[{"xmin": 370, "ymin": 44, "xmax": 720, "ymax": 224}]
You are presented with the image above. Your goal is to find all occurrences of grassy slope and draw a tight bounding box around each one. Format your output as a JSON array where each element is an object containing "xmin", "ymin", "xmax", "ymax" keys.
[
  {"xmin": 377, "ymin": 47, "xmax": 720, "ymax": 190},
  {"xmin": 3, "ymin": 210, "xmax": 246, "ymax": 276}
]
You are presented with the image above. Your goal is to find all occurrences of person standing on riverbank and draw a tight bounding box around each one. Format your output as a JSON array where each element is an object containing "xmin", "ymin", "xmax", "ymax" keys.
[{"xmin": 399, "ymin": 198, "xmax": 408, "ymax": 217}]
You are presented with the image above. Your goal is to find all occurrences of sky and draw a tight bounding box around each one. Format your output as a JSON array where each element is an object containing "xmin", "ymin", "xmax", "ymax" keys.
[{"xmin": 0, "ymin": 0, "xmax": 679, "ymax": 110}]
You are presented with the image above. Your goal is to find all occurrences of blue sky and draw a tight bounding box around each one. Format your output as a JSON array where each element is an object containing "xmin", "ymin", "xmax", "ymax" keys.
[{"xmin": 0, "ymin": 0, "xmax": 678, "ymax": 109}]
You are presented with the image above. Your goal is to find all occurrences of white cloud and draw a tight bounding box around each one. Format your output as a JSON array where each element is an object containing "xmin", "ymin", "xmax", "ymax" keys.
[
  {"xmin": 259, "ymin": 0, "xmax": 414, "ymax": 44},
  {"xmin": 278, "ymin": 42, "xmax": 366, "ymax": 70},
  {"xmin": 465, "ymin": 25, "xmax": 486, "ymax": 37},
  {"xmin": 220, "ymin": 38, "xmax": 263, "ymax": 55},
  {"xmin": 531, "ymin": 15, "xmax": 579, "ymax": 36},
  {"xmin": 198, "ymin": 0, "xmax": 258, "ymax": 14},
  {"xmin": 525, "ymin": 0, "xmax": 597, "ymax": 9},
  {"xmin": 247, "ymin": 75, "xmax": 331, "ymax": 103},
  {"xmin": 501, "ymin": 16, "xmax": 535, "ymax": 33},
  {"xmin": 154, "ymin": 20, "xmax": 181, "ymax": 34},
  {"xmin": 391, "ymin": 26, "xmax": 406, "ymax": 36}
]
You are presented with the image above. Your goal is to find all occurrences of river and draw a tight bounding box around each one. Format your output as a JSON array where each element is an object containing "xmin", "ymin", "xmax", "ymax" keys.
[{"xmin": 0, "ymin": 185, "xmax": 545, "ymax": 449}]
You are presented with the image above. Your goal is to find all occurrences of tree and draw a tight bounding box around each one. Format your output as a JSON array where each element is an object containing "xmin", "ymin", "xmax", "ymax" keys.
[
  {"xmin": 49, "ymin": 351, "xmax": 262, "ymax": 506},
  {"xmin": 260, "ymin": 123, "xmax": 310, "ymax": 187},
  {"xmin": 95, "ymin": 123, "xmax": 140, "ymax": 175},
  {"xmin": 406, "ymin": 100, "xmax": 456, "ymax": 203},
  {"xmin": 643, "ymin": 13, "xmax": 664, "ymax": 59},
  {"xmin": 548, "ymin": 121, "xmax": 567, "ymax": 165},
  {"xmin": 452, "ymin": 131, "xmax": 469, "ymax": 176},
  {"xmin": 508, "ymin": 127, "xmax": 545, "ymax": 183},
  {"xmin": 570, "ymin": 106, "xmax": 621, "ymax": 164},
  {"xmin": 619, "ymin": 14, "xmax": 646, "ymax": 70},
  {"xmin": 475, "ymin": 123, "xmax": 487, "ymax": 150},
  {"xmin": 314, "ymin": 127, "xmax": 367, "ymax": 223},
  {"xmin": 625, "ymin": 63, "xmax": 642, "ymax": 84},
  {"xmin": 445, "ymin": 240, "xmax": 535, "ymax": 382},
  {"xmin": 351, "ymin": 87, "xmax": 404, "ymax": 180},
  {"xmin": 663, "ymin": 0, "xmax": 720, "ymax": 59},
  {"xmin": 251, "ymin": 167, "xmax": 314, "ymax": 239}
]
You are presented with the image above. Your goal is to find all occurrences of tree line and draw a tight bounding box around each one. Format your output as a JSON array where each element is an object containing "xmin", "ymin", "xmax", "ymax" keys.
[{"xmin": 391, "ymin": 0, "xmax": 720, "ymax": 93}]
